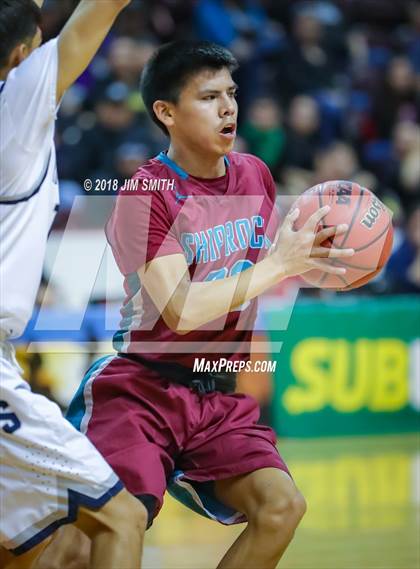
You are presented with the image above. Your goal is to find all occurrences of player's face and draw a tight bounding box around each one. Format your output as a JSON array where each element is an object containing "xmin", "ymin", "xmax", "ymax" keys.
[{"xmin": 171, "ymin": 67, "xmax": 238, "ymax": 156}]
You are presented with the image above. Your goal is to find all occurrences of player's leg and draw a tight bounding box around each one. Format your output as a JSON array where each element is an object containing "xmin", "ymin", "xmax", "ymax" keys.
[
  {"xmin": 33, "ymin": 526, "xmax": 90, "ymax": 569},
  {"xmin": 66, "ymin": 355, "xmax": 177, "ymax": 534},
  {"xmin": 169, "ymin": 390, "xmax": 305, "ymax": 568},
  {"xmin": 74, "ymin": 489, "xmax": 146, "ymax": 569},
  {"xmin": 214, "ymin": 467, "xmax": 306, "ymax": 569},
  {"xmin": 36, "ymin": 489, "xmax": 148, "ymax": 569},
  {"xmin": 0, "ymin": 353, "xmax": 145, "ymax": 569},
  {"xmin": 61, "ymin": 354, "xmax": 180, "ymax": 564},
  {"xmin": 15, "ymin": 494, "xmax": 146, "ymax": 569},
  {"xmin": 31, "ymin": 494, "xmax": 147, "ymax": 569},
  {"xmin": 0, "ymin": 541, "xmax": 48, "ymax": 569}
]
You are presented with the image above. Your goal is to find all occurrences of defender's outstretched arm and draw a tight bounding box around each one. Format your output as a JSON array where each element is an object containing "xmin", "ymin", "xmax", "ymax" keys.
[{"xmin": 56, "ymin": 0, "xmax": 131, "ymax": 102}]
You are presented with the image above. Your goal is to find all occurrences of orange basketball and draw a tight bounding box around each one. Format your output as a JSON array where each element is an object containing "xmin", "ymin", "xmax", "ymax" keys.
[{"xmin": 293, "ymin": 181, "xmax": 394, "ymax": 290}]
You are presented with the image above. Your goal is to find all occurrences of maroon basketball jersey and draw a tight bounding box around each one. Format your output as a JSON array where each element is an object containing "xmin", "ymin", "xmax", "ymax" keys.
[{"xmin": 106, "ymin": 151, "xmax": 279, "ymax": 366}]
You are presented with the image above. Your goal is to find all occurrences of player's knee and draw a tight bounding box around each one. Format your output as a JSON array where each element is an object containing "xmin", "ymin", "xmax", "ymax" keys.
[
  {"xmin": 100, "ymin": 491, "xmax": 147, "ymax": 535},
  {"xmin": 34, "ymin": 527, "xmax": 89, "ymax": 569},
  {"xmin": 251, "ymin": 489, "xmax": 306, "ymax": 535},
  {"xmin": 291, "ymin": 491, "xmax": 307, "ymax": 522},
  {"xmin": 80, "ymin": 491, "xmax": 147, "ymax": 539}
]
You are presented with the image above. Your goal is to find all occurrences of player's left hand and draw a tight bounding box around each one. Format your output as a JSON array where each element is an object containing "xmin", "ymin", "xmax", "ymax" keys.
[{"xmin": 270, "ymin": 206, "xmax": 355, "ymax": 279}]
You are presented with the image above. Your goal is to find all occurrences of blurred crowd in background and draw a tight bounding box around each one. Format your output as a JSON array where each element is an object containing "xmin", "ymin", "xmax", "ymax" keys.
[{"xmin": 42, "ymin": 0, "xmax": 420, "ymax": 295}]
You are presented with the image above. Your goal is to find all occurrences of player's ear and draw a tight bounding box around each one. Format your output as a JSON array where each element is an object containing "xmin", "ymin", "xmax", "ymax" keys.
[
  {"xmin": 153, "ymin": 100, "xmax": 175, "ymax": 130},
  {"xmin": 7, "ymin": 43, "xmax": 29, "ymax": 69}
]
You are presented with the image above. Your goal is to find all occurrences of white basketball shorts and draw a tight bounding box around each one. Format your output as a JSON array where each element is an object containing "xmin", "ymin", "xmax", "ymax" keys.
[{"xmin": 0, "ymin": 342, "xmax": 123, "ymax": 555}]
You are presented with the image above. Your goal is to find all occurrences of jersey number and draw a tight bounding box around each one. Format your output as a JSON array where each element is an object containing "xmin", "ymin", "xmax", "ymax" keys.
[
  {"xmin": 205, "ymin": 259, "xmax": 254, "ymax": 311},
  {"xmin": 0, "ymin": 401, "xmax": 21, "ymax": 434}
]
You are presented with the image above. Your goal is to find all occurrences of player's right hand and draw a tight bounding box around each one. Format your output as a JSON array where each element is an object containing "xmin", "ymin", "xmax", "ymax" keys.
[{"xmin": 270, "ymin": 206, "xmax": 355, "ymax": 278}]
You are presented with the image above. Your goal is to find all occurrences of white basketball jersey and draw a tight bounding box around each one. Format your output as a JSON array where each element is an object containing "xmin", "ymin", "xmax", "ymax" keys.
[
  {"xmin": 0, "ymin": 42, "xmax": 123, "ymax": 556},
  {"xmin": 0, "ymin": 39, "xmax": 60, "ymax": 339}
]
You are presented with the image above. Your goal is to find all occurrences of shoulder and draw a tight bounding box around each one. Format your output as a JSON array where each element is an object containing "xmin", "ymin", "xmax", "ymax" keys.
[
  {"xmin": 228, "ymin": 151, "xmax": 274, "ymax": 186},
  {"xmin": 115, "ymin": 156, "xmax": 173, "ymax": 217},
  {"xmin": 29, "ymin": 38, "xmax": 59, "ymax": 63},
  {"xmin": 5, "ymin": 39, "xmax": 59, "ymax": 88},
  {"xmin": 1, "ymin": 38, "xmax": 59, "ymax": 131},
  {"xmin": 117, "ymin": 156, "xmax": 171, "ymax": 197},
  {"xmin": 132, "ymin": 155, "xmax": 170, "ymax": 181},
  {"xmin": 228, "ymin": 152, "xmax": 276, "ymax": 202},
  {"xmin": 228, "ymin": 151, "xmax": 272, "ymax": 176}
]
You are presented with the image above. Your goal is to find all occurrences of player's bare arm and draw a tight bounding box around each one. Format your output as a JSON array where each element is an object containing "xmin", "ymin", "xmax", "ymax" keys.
[
  {"xmin": 56, "ymin": 0, "xmax": 131, "ymax": 102},
  {"xmin": 139, "ymin": 205, "xmax": 355, "ymax": 333}
]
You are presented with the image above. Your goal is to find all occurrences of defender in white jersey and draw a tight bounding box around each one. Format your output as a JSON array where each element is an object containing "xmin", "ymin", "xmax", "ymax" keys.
[{"xmin": 0, "ymin": 1, "xmax": 146, "ymax": 567}]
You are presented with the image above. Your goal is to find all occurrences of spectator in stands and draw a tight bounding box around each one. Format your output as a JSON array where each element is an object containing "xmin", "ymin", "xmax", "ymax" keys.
[
  {"xmin": 278, "ymin": 10, "xmax": 337, "ymax": 101},
  {"xmin": 283, "ymin": 95, "xmax": 321, "ymax": 171},
  {"xmin": 194, "ymin": 0, "xmax": 283, "ymax": 112},
  {"xmin": 64, "ymin": 82, "xmax": 147, "ymax": 185},
  {"xmin": 194, "ymin": 0, "xmax": 282, "ymax": 59},
  {"xmin": 386, "ymin": 206, "xmax": 420, "ymax": 294},
  {"xmin": 240, "ymin": 97, "xmax": 285, "ymax": 173},
  {"xmin": 115, "ymin": 142, "xmax": 149, "ymax": 182},
  {"xmin": 88, "ymin": 37, "xmax": 156, "ymax": 112},
  {"xmin": 146, "ymin": 0, "xmax": 194, "ymax": 43},
  {"xmin": 372, "ymin": 56, "xmax": 418, "ymax": 139},
  {"xmin": 108, "ymin": 37, "xmax": 144, "ymax": 87},
  {"xmin": 313, "ymin": 142, "xmax": 378, "ymax": 192},
  {"xmin": 398, "ymin": 1, "xmax": 420, "ymax": 72},
  {"xmin": 383, "ymin": 120, "xmax": 420, "ymax": 212},
  {"xmin": 277, "ymin": 95, "xmax": 322, "ymax": 193}
]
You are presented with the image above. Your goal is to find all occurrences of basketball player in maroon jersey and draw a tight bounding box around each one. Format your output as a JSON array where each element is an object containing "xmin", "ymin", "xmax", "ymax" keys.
[{"xmin": 67, "ymin": 41, "xmax": 354, "ymax": 568}]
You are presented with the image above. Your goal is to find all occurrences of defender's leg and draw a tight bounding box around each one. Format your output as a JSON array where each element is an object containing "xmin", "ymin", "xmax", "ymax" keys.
[
  {"xmin": 1, "ymin": 540, "xmax": 49, "ymax": 569},
  {"xmin": 75, "ymin": 489, "xmax": 147, "ymax": 569}
]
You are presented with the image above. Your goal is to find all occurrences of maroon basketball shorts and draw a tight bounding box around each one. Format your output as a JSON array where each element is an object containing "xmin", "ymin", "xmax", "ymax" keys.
[{"xmin": 67, "ymin": 355, "xmax": 290, "ymax": 525}]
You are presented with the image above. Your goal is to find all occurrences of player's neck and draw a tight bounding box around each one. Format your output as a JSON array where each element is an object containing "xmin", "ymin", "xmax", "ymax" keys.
[
  {"xmin": 0, "ymin": 51, "xmax": 26, "ymax": 81},
  {"xmin": 0, "ymin": 67, "xmax": 10, "ymax": 81},
  {"xmin": 167, "ymin": 145, "xmax": 226, "ymax": 179}
]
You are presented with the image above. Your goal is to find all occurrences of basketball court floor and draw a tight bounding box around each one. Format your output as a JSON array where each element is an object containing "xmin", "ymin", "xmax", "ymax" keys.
[{"xmin": 143, "ymin": 434, "xmax": 420, "ymax": 569}]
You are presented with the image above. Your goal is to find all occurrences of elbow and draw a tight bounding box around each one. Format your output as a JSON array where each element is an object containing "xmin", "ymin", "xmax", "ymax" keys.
[
  {"xmin": 94, "ymin": 0, "xmax": 131, "ymax": 10},
  {"xmin": 110, "ymin": 0, "xmax": 132, "ymax": 12},
  {"xmin": 172, "ymin": 326, "xmax": 193, "ymax": 336},
  {"xmin": 162, "ymin": 305, "xmax": 197, "ymax": 336}
]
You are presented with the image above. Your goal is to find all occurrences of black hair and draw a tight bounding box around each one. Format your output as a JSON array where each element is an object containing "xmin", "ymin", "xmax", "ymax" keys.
[
  {"xmin": 0, "ymin": 0, "xmax": 41, "ymax": 68},
  {"xmin": 140, "ymin": 40, "xmax": 238, "ymax": 135}
]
